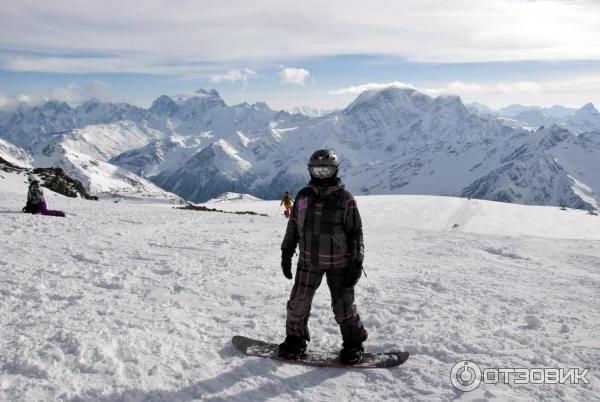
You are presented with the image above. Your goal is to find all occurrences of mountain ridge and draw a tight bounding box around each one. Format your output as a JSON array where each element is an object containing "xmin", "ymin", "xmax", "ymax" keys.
[{"xmin": 1, "ymin": 87, "xmax": 600, "ymax": 208}]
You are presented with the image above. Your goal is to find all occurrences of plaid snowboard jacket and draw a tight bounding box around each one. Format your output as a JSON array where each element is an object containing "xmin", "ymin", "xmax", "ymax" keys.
[{"xmin": 281, "ymin": 180, "xmax": 364, "ymax": 269}]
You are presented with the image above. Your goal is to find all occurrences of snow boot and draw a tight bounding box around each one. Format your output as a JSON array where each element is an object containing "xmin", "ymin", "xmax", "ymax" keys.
[
  {"xmin": 278, "ymin": 335, "xmax": 307, "ymax": 360},
  {"xmin": 340, "ymin": 327, "xmax": 368, "ymax": 365},
  {"xmin": 339, "ymin": 340, "xmax": 365, "ymax": 365}
]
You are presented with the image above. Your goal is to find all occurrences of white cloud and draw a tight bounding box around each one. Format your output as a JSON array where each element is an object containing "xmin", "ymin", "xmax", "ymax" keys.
[
  {"xmin": 210, "ymin": 69, "xmax": 257, "ymax": 86},
  {"xmin": 4, "ymin": 0, "xmax": 598, "ymax": 74},
  {"xmin": 49, "ymin": 81, "xmax": 111, "ymax": 104},
  {"xmin": 424, "ymin": 81, "xmax": 543, "ymax": 96},
  {"xmin": 329, "ymin": 82, "xmax": 414, "ymax": 95},
  {"xmin": 0, "ymin": 81, "xmax": 111, "ymax": 110},
  {"xmin": 279, "ymin": 67, "xmax": 310, "ymax": 85},
  {"xmin": 0, "ymin": 94, "xmax": 28, "ymax": 110}
]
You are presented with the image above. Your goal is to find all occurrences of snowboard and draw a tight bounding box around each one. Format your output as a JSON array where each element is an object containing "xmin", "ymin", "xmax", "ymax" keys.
[{"xmin": 232, "ymin": 335, "xmax": 409, "ymax": 369}]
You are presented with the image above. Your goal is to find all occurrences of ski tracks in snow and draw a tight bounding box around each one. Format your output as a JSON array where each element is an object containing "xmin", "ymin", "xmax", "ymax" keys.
[{"xmin": 445, "ymin": 197, "xmax": 483, "ymax": 230}]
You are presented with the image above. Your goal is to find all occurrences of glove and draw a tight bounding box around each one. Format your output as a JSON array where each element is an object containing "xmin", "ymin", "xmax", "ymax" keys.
[
  {"xmin": 345, "ymin": 261, "xmax": 363, "ymax": 288},
  {"xmin": 281, "ymin": 250, "xmax": 294, "ymax": 280}
]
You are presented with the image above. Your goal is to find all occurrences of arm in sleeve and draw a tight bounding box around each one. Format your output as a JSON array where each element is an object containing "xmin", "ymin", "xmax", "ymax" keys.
[
  {"xmin": 281, "ymin": 198, "xmax": 299, "ymax": 257},
  {"xmin": 344, "ymin": 194, "xmax": 364, "ymax": 263}
]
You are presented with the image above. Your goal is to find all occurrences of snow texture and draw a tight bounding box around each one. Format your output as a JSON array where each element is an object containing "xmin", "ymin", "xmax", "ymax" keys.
[{"xmin": 1, "ymin": 170, "xmax": 598, "ymax": 401}]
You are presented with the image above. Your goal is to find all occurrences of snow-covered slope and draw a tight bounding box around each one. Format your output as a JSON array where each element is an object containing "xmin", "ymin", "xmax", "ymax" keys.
[
  {"xmin": 56, "ymin": 121, "xmax": 164, "ymax": 161},
  {"xmin": 35, "ymin": 143, "xmax": 183, "ymax": 202},
  {"xmin": 286, "ymin": 106, "xmax": 336, "ymax": 118},
  {"xmin": 1, "ymin": 174, "xmax": 598, "ymax": 401},
  {"xmin": 0, "ymin": 138, "xmax": 32, "ymax": 168},
  {"xmin": 512, "ymin": 108, "xmax": 556, "ymax": 128},
  {"xmin": 109, "ymin": 136, "xmax": 190, "ymax": 177},
  {"xmin": 467, "ymin": 102, "xmax": 498, "ymax": 117}
]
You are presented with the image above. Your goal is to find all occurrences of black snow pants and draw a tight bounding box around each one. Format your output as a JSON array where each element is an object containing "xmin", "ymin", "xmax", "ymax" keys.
[{"xmin": 286, "ymin": 263, "xmax": 366, "ymax": 343}]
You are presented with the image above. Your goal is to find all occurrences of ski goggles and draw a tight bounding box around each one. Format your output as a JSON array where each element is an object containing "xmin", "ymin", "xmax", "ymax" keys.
[{"xmin": 309, "ymin": 166, "xmax": 336, "ymax": 178}]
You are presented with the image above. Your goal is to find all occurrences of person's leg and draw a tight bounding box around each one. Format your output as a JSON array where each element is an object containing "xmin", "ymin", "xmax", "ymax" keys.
[
  {"xmin": 44, "ymin": 210, "xmax": 65, "ymax": 217},
  {"xmin": 30, "ymin": 201, "xmax": 46, "ymax": 214},
  {"xmin": 326, "ymin": 269, "xmax": 367, "ymax": 344},
  {"xmin": 286, "ymin": 265, "xmax": 324, "ymax": 340},
  {"xmin": 280, "ymin": 265, "xmax": 324, "ymax": 358}
]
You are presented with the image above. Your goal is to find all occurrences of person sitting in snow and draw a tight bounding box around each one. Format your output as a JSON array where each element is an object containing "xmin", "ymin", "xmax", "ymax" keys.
[
  {"xmin": 280, "ymin": 191, "xmax": 294, "ymax": 218},
  {"xmin": 22, "ymin": 174, "xmax": 65, "ymax": 217},
  {"xmin": 278, "ymin": 149, "xmax": 367, "ymax": 365}
]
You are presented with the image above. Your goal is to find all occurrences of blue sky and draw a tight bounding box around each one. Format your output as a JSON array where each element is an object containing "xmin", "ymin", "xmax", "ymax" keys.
[{"xmin": 1, "ymin": 1, "xmax": 600, "ymax": 110}]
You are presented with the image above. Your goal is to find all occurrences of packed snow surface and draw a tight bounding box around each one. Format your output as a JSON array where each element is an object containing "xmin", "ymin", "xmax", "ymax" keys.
[{"xmin": 1, "ymin": 171, "xmax": 598, "ymax": 401}]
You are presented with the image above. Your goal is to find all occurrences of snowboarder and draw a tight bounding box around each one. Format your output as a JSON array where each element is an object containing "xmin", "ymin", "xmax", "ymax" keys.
[
  {"xmin": 279, "ymin": 149, "xmax": 367, "ymax": 365},
  {"xmin": 280, "ymin": 191, "xmax": 294, "ymax": 218},
  {"xmin": 22, "ymin": 174, "xmax": 66, "ymax": 217}
]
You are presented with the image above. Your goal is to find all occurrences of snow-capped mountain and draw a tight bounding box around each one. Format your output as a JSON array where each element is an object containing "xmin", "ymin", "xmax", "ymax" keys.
[
  {"xmin": 146, "ymin": 88, "xmax": 595, "ymax": 206},
  {"xmin": 108, "ymin": 136, "xmax": 189, "ymax": 177},
  {"xmin": 564, "ymin": 103, "xmax": 600, "ymax": 134},
  {"xmin": 499, "ymin": 104, "xmax": 538, "ymax": 118},
  {"xmin": 0, "ymin": 138, "xmax": 33, "ymax": 168},
  {"xmin": 34, "ymin": 141, "xmax": 181, "ymax": 202},
  {"xmin": 2, "ymin": 86, "xmax": 600, "ymax": 208},
  {"xmin": 498, "ymin": 104, "xmax": 577, "ymax": 120},
  {"xmin": 0, "ymin": 99, "xmax": 178, "ymax": 200},
  {"xmin": 0, "ymin": 100, "xmax": 149, "ymax": 153},
  {"xmin": 497, "ymin": 104, "xmax": 581, "ymax": 129},
  {"xmin": 148, "ymin": 88, "xmax": 600, "ymax": 208},
  {"xmin": 461, "ymin": 125, "xmax": 600, "ymax": 208},
  {"xmin": 467, "ymin": 102, "xmax": 498, "ymax": 117},
  {"xmin": 512, "ymin": 108, "xmax": 556, "ymax": 128},
  {"xmin": 544, "ymin": 105, "xmax": 578, "ymax": 119},
  {"xmin": 286, "ymin": 106, "xmax": 336, "ymax": 118}
]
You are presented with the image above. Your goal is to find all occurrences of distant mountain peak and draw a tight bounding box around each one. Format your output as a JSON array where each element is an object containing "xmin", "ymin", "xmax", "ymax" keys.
[
  {"xmin": 344, "ymin": 86, "xmax": 423, "ymax": 113},
  {"xmin": 150, "ymin": 95, "xmax": 179, "ymax": 116},
  {"xmin": 153, "ymin": 94, "xmax": 174, "ymax": 102},
  {"xmin": 252, "ymin": 101, "xmax": 270, "ymax": 110},
  {"xmin": 40, "ymin": 100, "xmax": 72, "ymax": 112},
  {"xmin": 580, "ymin": 102, "xmax": 597, "ymax": 112}
]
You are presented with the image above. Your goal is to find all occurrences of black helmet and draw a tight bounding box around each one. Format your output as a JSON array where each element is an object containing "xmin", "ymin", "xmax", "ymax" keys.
[{"xmin": 308, "ymin": 149, "xmax": 339, "ymax": 179}]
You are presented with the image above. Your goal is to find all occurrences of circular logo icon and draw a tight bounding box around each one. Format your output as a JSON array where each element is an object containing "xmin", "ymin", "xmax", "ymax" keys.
[{"xmin": 450, "ymin": 360, "xmax": 482, "ymax": 392}]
